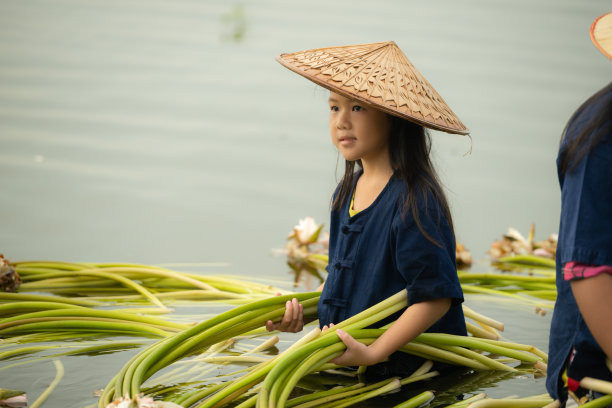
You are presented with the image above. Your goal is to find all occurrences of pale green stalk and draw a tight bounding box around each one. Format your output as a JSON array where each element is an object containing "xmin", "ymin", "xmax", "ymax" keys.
[
  {"xmin": 416, "ymin": 333, "xmax": 541, "ymax": 363},
  {"xmin": 433, "ymin": 344, "xmax": 516, "ymax": 372},
  {"xmin": 495, "ymin": 255, "xmax": 556, "ymax": 268},
  {"xmin": 462, "ymin": 305, "xmax": 504, "ymax": 331},
  {"xmin": 399, "ymin": 371, "xmax": 440, "ymax": 386},
  {"xmin": 0, "ymin": 309, "xmax": 188, "ymax": 331},
  {"xmin": 457, "ymin": 273, "xmax": 555, "ymax": 284},
  {"xmin": 284, "ymin": 384, "xmax": 365, "ymax": 408},
  {"xmin": 580, "ymin": 377, "xmax": 612, "ymax": 395},
  {"xmin": 292, "ymin": 379, "xmax": 394, "ymax": 408},
  {"xmin": 201, "ymin": 356, "xmax": 269, "ymax": 364},
  {"xmin": 20, "ymin": 269, "xmax": 168, "ymax": 309},
  {"xmin": 0, "ymin": 301, "xmax": 86, "ymax": 316},
  {"xmin": 14, "ymin": 261, "xmax": 89, "ymax": 270},
  {"xmin": 276, "ymin": 342, "xmax": 346, "ymax": 407},
  {"xmin": 0, "ymin": 292, "xmax": 101, "ymax": 306},
  {"xmin": 0, "ymin": 320, "xmax": 171, "ymax": 337},
  {"xmin": 234, "ymin": 394, "xmax": 259, "ymax": 408},
  {"xmin": 198, "ymin": 328, "xmax": 323, "ymax": 408},
  {"xmin": 401, "ymin": 342, "xmax": 490, "ymax": 370},
  {"xmin": 176, "ymin": 383, "xmax": 231, "ymax": 407},
  {"xmin": 88, "ymin": 266, "xmax": 221, "ymax": 291},
  {"xmin": 578, "ymin": 395, "xmax": 612, "ymax": 408},
  {"xmin": 393, "ymin": 391, "xmax": 435, "ymax": 408},
  {"xmin": 29, "ymin": 359, "xmax": 64, "ymax": 408},
  {"xmin": 461, "ymin": 286, "xmax": 553, "ymax": 308},
  {"xmin": 519, "ymin": 290, "xmax": 556, "ymax": 300},
  {"xmin": 466, "ymin": 322, "xmax": 499, "ymax": 340},
  {"xmin": 458, "ymin": 337, "xmax": 548, "ymax": 362},
  {"xmin": 103, "ymin": 293, "xmax": 319, "ymax": 401},
  {"xmin": 445, "ymin": 393, "xmax": 487, "ymax": 408},
  {"xmin": 467, "ymin": 397, "xmax": 553, "ymax": 408},
  {"xmin": 316, "ymin": 378, "xmax": 401, "ymax": 408}
]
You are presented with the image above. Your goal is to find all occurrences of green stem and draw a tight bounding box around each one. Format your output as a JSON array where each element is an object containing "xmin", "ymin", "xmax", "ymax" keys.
[
  {"xmin": 416, "ymin": 333, "xmax": 541, "ymax": 363},
  {"xmin": 393, "ymin": 391, "xmax": 435, "ymax": 408},
  {"xmin": 0, "ymin": 320, "xmax": 171, "ymax": 337},
  {"xmin": 29, "ymin": 359, "xmax": 64, "ymax": 408},
  {"xmin": 0, "ymin": 293, "xmax": 101, "ymax": 306}
]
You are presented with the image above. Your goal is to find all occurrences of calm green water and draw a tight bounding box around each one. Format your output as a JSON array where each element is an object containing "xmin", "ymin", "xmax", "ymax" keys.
[{"xmin": 0, "ymin": 0, "xmax": 610, "ymax": 406}]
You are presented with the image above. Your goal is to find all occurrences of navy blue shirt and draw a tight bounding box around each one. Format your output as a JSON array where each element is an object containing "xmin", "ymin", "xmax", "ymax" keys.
[
  {"xmin": 318, "ymin": 172, "xmax": 466, "ymax": 337},
  {"xmin": 546, "ymin": 86, "xmax": 612, "ymax": 400}
]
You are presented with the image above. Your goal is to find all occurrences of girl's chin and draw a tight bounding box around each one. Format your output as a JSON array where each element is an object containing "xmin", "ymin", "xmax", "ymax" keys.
[{"xmin": 339, "ymin": 154, "xmax": 361, "ymax": 162}]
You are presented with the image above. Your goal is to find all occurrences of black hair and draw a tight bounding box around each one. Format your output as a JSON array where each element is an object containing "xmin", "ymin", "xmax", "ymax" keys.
[
  {"xmin": 331, "ymin": 115, "xmax": 455, "ymax": 247},
  {"xmin": 558, "ymin": 82, "xmax": 612, "ymax": 176}
]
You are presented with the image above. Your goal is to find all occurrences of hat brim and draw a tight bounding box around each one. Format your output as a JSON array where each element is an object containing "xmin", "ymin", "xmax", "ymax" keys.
[
  {"xmin": 590, "ymin": 12, "xmax": 612, "ymax": 60},
  {"xmin": 276, "ymin": 42, "xmax": 469, "ymax": 136}
]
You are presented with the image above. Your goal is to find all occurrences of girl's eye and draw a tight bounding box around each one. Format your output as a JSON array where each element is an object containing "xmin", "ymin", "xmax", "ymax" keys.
[
  {"xmin": 330, "ymin": 106, "xmax": 339, "ymax": 112},
  {"xmin": 352, "ymin": 105, "xmax": 363, "ymax": 112}
]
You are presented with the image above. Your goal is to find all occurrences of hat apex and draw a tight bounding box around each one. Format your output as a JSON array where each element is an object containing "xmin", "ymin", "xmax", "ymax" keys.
[{"xmin": 277, "ymin": 41, "xmax": 469, "ymax": 135}]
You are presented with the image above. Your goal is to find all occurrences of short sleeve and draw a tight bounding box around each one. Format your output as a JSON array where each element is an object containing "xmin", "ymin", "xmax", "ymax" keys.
[
  {"xmin": 559, "ymin": 139, "xmax": 612, "ymax": 266},
  {"xmin": 392, "ymin": 202, "xmax": 463, "ymax": 307}
]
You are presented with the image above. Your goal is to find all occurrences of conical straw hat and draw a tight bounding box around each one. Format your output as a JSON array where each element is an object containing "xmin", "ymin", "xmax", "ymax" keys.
[
  {"xmin": 276, "ymin": 41, "xmax": 469, "ymax": 135},
  {"xmin": 590, "ymin": 12, "xmax": 612, "ymax": 60}
]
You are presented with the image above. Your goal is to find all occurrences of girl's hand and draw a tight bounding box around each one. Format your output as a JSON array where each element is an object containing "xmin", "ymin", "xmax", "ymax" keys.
[
  {"xmin": 328, "ymin": 328, "xmax": 382, "ymax": 366},
  {"xmin": 265, "ymin": 298, "xmax": 304, "ymax": 333}
]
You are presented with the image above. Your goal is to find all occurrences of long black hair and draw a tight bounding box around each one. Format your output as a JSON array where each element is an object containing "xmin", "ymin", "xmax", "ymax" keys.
[
  {"xmin": 558, "ymin": 82, "xmax": 612, "ymax": 176},
  {"xmin": 331, "ymin": 115, "xmax": 455, "ymax": 247}
]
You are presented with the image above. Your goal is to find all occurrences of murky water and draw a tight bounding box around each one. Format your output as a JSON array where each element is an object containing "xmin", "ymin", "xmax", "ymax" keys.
[{"xmin": 0, "ymin": 0, "xmax": 610, "ymax": 406}]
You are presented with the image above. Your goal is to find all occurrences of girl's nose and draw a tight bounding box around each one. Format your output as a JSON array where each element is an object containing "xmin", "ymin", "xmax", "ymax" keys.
[{"xmin": 336, "ymin": 111, "xmax": 350, "ymax": 129}]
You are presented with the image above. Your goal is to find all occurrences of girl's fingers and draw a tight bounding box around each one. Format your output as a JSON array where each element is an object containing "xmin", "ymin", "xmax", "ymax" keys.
[
  {"xmin": 266, "ymin": 298, "xmax": 305, "ymax": 333},
  {"xmin": 291, "ymin": 298, "xmax": 300, "ymax": 320}
]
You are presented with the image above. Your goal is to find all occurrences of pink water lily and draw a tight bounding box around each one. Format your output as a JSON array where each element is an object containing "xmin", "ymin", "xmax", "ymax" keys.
[{"xmin": 0, "ymin": 394, "xmax": 27, "ymax": 407}]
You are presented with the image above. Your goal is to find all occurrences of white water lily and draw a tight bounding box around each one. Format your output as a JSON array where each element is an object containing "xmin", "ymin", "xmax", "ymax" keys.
[
  {"xmin": 105, "ymin": 395, "xmax": 183, "ymax": 408},
  {"xmin": 291, "ymin": 217, "xmax": 323, "ymax": 245},
  {"xmin": 489, "ymin": 224, "xmax": 557, "ymax": 259}
]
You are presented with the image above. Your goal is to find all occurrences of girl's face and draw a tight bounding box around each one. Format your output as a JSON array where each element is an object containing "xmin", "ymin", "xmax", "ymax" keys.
[{"xmin": 328, "ymin": 92, "xmax": 392, "ymax": 163}]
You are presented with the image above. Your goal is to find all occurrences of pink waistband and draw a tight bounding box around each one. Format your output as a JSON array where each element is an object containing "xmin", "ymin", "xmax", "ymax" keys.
[{"xmin": 564, "ymin": 262, "xmax": 612, "ymax": 281}]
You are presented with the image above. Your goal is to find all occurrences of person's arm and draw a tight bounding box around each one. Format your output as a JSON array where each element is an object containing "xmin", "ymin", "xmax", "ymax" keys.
[
  {"xmin": 571, "ymin": 272, "xmax": 612, "ymax": 360},
  {"xmin": 330, "ymin": 297, "xmax": 450, "ymax": 366},
  {"xmin": 265, "ymin": 281, "xmax": 325, "ymax": 333}
]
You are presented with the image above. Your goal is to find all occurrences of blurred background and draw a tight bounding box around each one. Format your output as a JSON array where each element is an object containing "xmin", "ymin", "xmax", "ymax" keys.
[{"xmin": 1, "ymin": 0, "xmax": 610, "ymax": 280}]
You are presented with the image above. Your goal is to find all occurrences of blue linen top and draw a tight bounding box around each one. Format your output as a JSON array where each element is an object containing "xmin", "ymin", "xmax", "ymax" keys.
[
  {"xmin": 318, "ymin": 171, "xmax": 466, "ymax": 336},
  {"xmin": 546, "ymin": 86, "xmax": 612, "ymax": 400}
]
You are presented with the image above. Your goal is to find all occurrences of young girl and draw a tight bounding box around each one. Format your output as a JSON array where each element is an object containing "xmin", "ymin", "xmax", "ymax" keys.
[
  {"xmin": 267, "ymin": 41, "xmax": 468, "ymax": 377},
  {"xmin": 546, "ymin": 13, "xmax": 612, "ymax": 406}
]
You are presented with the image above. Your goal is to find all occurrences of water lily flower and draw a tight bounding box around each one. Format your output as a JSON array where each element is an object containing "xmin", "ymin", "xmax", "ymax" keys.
[
  {"xmin": 489, "ymin": 224, "xmax": 557, "ymax": 259},
  {"xmin": 290, "ymin": 217, "xmax": 323, "ymax": 245},
  {"xmin": 0, "ymin": 394, "xmax": 27, "ymax": 407},
  {"xmin": 456, "ymin": 242, "xmax": 472, "ymax": 268},
  {"xmin": 0, "ymin": 254, "xmax": 21, "ymax": 292},
  {"xmin": 105, "ymin": 395, "xmax": 183, "ymax": 408}
]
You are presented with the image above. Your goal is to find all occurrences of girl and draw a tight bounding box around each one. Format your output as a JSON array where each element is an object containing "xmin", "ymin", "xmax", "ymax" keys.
[
  {"xmin": 267, "ymin": 41, "xmax": 468, "ymax": 377},
  {"xmin": 546, "ymin": 13, "xmax": 612, "ymax": 406}
]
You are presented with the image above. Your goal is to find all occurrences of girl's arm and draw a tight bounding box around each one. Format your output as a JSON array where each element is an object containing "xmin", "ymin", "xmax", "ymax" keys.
[
  {"xmin": 331, "ymin": 297, "xmax": 451, "ymax": 366},
  {"xmin": 571, "ymin": 273, "xmax": 612, "ymax": 360},
  {"xmin": 265, "ymin": 282, "xmax": 325, "ymax": 333}
]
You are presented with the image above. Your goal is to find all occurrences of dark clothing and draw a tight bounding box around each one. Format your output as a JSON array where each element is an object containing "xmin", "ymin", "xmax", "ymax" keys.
[
  {"xmin": 546, "ymin": 86, "xmax": 612, "ymax": 401},
  {"xmin": 318, "ymin": 172, "xmax": 466, "ymax": 334}
]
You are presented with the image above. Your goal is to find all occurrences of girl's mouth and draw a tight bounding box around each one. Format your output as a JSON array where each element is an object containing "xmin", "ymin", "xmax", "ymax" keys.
[{"xmin": 338, "ymin": 137, "xmax": 356, "ymax": 146}]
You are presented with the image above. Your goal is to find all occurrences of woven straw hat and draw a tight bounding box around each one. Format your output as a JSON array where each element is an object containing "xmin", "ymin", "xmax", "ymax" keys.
[
  {"xmin": 276, "ymin": 41, "xmax": 469, "ymax": 135},
  {"xmin": 591, "ymin": 12, "xmax": 612, "ymax": 60}
]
